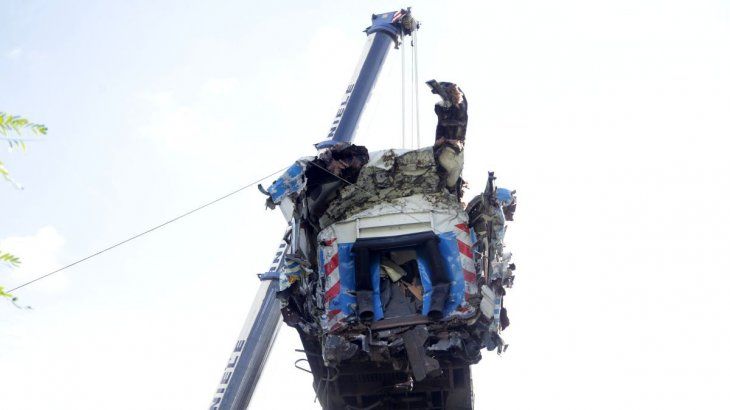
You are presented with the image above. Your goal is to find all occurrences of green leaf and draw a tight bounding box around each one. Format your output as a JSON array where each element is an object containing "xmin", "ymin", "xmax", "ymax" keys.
[
  {"xmin": 0, "ymin": 112, "xmax": 45, "ymax": 188},
  {"xmin": 0, "ymin": 112, "xmax": 47, "ymax": 138},
  {"xmin": 0, "ymin": 286, "xmax": 13, "ymax": 299},
  {"xmin": 1, "ymin": 160, "xmax": 24, "ymax": 189},
  {"xmin": 0, "ymin": 251, "xmax": 22, "ymax": 267}
]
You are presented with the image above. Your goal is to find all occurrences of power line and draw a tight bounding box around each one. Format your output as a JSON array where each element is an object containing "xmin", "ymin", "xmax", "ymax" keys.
[{"xmin": 8, "ymin": 166, "xmax": 288, "ymax": 293}]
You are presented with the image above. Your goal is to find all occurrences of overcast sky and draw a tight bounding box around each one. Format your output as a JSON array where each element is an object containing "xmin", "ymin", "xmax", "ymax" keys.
[{"xmin": 2, "ymin": 0, "xmax": 729, "ymax": 409}]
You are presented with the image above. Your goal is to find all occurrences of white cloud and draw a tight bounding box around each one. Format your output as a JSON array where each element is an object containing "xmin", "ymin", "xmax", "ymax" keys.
[
  {"xmin": 201, "ymin": 77, "xmax": 241, "ymax": 95},
  {"xmin": 5, "ymin": 47, "xmax": 22, "ymax": 60},
  {"xmin": 1, "ymin": 226, "xmax": 67, "ymax": 293},
  {"xmin": 134, "ymin": 80, "xmax": 241, "ymax": 152}
]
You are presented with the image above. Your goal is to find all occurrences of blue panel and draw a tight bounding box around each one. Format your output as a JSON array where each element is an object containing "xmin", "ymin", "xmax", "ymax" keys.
[
  {"xmin": 416, "ymin": 248, "xmax": 433, "ymax": 316},
  {"xmin": 266, "ymin": 161, "xmax": 305, "ymax": 203},
  {"xmin": 437, "ymin": 232, "xmax": 466, "ymax": 314},
  {"xmin": 370, "ymin": 253, "xmax": 384, "ymax": 321},
  {"xmin": 496, "ymin": 187, "xmax": 513, "ymax": 204},
  {"xmin": 329, "ymin": 243, "xmax": 356, "ymax": 317},
  {"xmin": 326, "ymin": 234, "xmax": 468, "ymax": 321}
]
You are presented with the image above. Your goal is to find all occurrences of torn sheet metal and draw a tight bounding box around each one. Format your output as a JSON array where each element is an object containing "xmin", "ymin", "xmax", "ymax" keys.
[
  {"xmin": 266, "ymin": 159, "xmax": 309, "ymax": 203},
  {"xmin": 279, "ymin": 256, "xmax": 305, "ymax": 291},
  {"xmin": 382, "ymin": 257, "xmax": 406, "ymax": 282},
  {"xmin": 402, "ymin": 325, "xmax": 440, "ymax": 381},
  {"xmin": 263, "ymin": 142, "xmax": 517, "ymax": 387},
  {"xmin": 323, "ymin": 334, "xmax": 358, "ymax": 366},
  {"xmin": 479, "ymin": 285, "xmax": 497, "ymax": 320},
  {"xmin": 465, "ymin": 171, "xmax": 517, "ymax": 353},
  {"xmin": 265, "ymin": 158, "xmax": 312, "ymax": 220}
]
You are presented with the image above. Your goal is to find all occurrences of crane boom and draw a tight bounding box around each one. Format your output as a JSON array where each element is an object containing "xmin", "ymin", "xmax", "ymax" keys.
[
  {"xmin": 316, "ymin": 9, "xmax": 417, "ymax": 148},
  {"xmin": 211, "ymin": 9, "xmax": 418, "ymax": 409},
  {"xmin": 209, "ymin": 229, "xmax": 290, "ymax": 410}
]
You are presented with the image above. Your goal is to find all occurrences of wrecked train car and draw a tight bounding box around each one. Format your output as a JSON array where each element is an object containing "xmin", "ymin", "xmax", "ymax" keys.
[
  {"xmin": 209, "ymin": 10, "xmax": 518, "ymax": 410},
  {"xmin": 264, "ymin": 144, "xmax": 517, "ymax": 409}
]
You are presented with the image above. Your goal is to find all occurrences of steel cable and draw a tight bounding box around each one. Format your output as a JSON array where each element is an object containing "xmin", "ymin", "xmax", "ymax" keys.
[{"xmin": 8, "ymin": 166, "xmax": 288, "ymax": 292}]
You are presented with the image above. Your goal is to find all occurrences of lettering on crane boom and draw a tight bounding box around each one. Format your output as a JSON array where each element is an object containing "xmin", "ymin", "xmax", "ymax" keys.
[
  {"xmin": 327, "ymin": 82, "xmax": 355, "ymax": 139},
  {"xmin": 209, "ymin": 338, "xmax": 246, "ymax": 409},
  {"xmin": 209, "ymin": 233, "xmax": 290, "ymax": 409}
]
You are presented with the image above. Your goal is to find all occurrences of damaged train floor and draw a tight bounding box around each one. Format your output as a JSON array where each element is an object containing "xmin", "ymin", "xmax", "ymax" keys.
[{"xmin": 311, "ymin": 360, "xmax": 473, "ymax": 410}]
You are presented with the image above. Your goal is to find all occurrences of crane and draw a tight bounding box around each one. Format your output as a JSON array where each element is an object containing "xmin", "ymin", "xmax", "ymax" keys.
[{"xmin": 210, "ymin": 8, "xmax": 517, "ymax": 410}]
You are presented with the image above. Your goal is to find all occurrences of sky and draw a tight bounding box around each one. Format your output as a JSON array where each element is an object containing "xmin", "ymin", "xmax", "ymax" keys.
[{"xmin": 1, "ymin": 0, "xmax": 729, "ymax": 409}]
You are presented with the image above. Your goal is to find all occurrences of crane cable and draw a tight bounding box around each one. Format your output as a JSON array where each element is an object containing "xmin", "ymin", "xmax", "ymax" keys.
[
  {"xmin": 401, "ymin": 26, "xmax": 421, "ymax": 149},
  {"xmin": 412, "ymin": 28, "xmax": 421, "ymax": 148},
  {"xmin": 7, "ymin": 166, "xmax": 289, "ymax": 293},
  {"xmin": 409, "ymin": 33, "xmax": 415, "ymax": 149},
  {"xmin": 401, "ymin": 27, "xmax": 407, "ymax": 149}
]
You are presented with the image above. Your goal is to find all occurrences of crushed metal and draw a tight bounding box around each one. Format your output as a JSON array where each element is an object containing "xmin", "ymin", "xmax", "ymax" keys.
[{"xmin": 263, "ymin": 143, "xmax": 517, "ymax": 387}]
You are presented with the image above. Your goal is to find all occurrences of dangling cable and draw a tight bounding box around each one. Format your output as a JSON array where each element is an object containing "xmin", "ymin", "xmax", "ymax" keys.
[
  {"xmin": 410, "ymin": 33, "xmax": 415, "ymax": 149},
  {"xmin": 413, "ymin": 29, "xmax": 421, "ymax": 148},
  {"xmin": 410, "ymin": 34, "xmax": 415, "ymax": 149},
  {"xmin": 401, "ymin": 29, "xmax": 406, "ymax": 149}
]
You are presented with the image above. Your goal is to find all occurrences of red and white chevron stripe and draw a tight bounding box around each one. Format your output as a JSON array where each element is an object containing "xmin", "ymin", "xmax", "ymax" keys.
[
  {"xmin": 322, "ymin": 239, "xmax": 341, "ymax": 305},
  {"xmin": 455, "ymin": 223, "xmax": 479, "ymax": 297},
  {"xmin": 321, "ymin": 238, "xmax": 347, "ymax": 331}
]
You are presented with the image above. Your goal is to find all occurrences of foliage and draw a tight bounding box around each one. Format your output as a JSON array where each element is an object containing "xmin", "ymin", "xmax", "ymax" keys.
[
  {"xmin": 0, "ymin": 252, "xmax": 30, "ymax": 308},
  {"xmin": 0, "ymin": 251, "xmax": 20, "ymax": 302},
  {"xmin": 0, "ymin": 285, "xmax": 13, "ymax": 299},
  {"xmin": 1, "ymin": 250, "xmax": 21, "ymax": 267},
  {"xmin": 0, "ymin": 112, "xmax": 48, "ymax": 141},
  {"xmin": 1, "ymin": 112, "xmax": 46, "ymax": 308},
  {"xmin": 0, "ymin": 284, "xmax": 31, "ymax": 309},
  {"xmin": 0, "ymin": 112, "xmax": 48, "ymax": 188}
]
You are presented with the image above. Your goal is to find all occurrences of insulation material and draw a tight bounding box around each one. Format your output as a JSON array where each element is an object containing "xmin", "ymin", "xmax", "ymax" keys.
[
  {"xmin": 342, "ymin": 194, "xmax": 467, "ymax": 235},
  {"xmin": 319, "ymin": 148, "xmax": 456, "ymax": 228}
]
